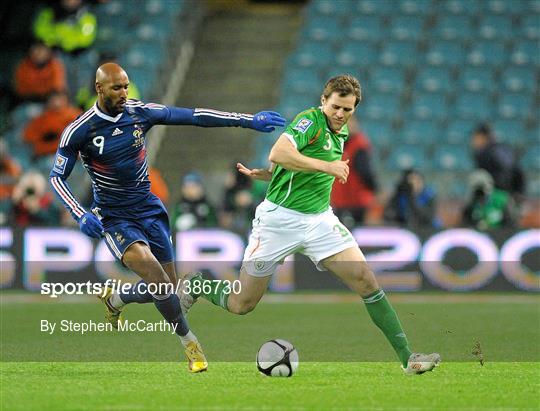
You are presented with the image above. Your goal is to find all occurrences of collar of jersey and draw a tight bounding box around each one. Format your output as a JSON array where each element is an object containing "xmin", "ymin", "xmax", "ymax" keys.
[
  {"xmin": 318, "ymin": 106, "xmax": 348, "ymax": 137},
  {"xmin": 325, "ymin": 126, "xmax": 348, "ymax": 138},
  {"xmin": 93, "ymin": 103, "xmax": 123, "ymax": 123}
]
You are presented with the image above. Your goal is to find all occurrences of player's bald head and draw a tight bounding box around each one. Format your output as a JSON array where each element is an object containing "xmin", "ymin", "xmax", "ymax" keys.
[
  {"xmin": 95, "ymin": 62, "xmax": 129, "ymax": 116},
  {"xmin": 96, "ymin": 62, "xmax": 128, "ymax": 85}
]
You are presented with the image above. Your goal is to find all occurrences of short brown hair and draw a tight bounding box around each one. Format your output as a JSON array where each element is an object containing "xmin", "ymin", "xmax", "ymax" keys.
[{"xmin": 322, "ymin": 75, "xmax": 362, "ymax": 107}]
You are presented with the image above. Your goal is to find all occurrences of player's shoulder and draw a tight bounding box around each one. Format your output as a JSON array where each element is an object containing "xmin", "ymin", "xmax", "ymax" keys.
[
  {"xmin": 125, "ymin": 99, "xmax": 166, "ymax": 113},
  {"xmin": 59, "ymin": 106, "xmax": 96, "ymax": 147},
  {"xmin": 293, "ymin": 107, "xmax": 319, "ymax": 121}
]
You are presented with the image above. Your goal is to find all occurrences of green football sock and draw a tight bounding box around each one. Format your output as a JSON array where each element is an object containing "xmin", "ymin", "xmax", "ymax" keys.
[
  {"xmin": 189, "ymin": 276, "xmax": 230, "ymax": 311},
  {"xmin": 363, "ymin": 289, "xmax": 411, "ymax": 368}
]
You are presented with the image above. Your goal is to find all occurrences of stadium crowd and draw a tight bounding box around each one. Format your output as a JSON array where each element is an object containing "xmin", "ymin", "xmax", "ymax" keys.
[{"xmin": 0, "ymin": 0, "xmax": 535, "ymax": 232}]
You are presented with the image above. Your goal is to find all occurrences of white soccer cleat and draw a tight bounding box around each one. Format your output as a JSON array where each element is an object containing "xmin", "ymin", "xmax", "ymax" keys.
[
  {"xmin": 402, "ymin": 353, "xmax": 441, "ymax": 375},
  {"xmin": 178, "ymin": 272, "xmax": 202, "ymax": 315}
]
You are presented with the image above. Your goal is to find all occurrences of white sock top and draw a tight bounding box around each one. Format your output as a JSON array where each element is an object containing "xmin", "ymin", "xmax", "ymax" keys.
[
  {"xmin": 109, "ymin": 292, "xmax": 126, "ymax": 310},
  {"xmin": 178, "ymin": 330, "xmax": 198, "ymax": 347}
]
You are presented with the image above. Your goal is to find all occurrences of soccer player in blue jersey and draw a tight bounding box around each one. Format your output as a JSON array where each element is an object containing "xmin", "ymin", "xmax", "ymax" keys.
[{"xmin": 49, "ymin": 63, "xmax": 285, "ymax": 372}]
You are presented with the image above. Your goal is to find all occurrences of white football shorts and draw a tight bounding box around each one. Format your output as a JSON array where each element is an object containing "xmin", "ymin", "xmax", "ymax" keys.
[{"xmin": 242, "ymin": 200, "xmax": 361, "ymax": 277}]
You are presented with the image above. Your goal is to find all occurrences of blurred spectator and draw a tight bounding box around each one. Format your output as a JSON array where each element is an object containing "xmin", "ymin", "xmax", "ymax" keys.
[
  {"xmin": 251, "ymin": 178, "xmax": 269, "ymax": 204},
  {"xmin": 471, "ymin": 123, "xmax": 525, "ymax": 200},
  {"xmin": 384, "ymin": 169, "xmax": 439, "ymax": 228},
  {"xmin": 220, "ymin": 164, "xmax": 256, "ymax": 233},
  {"xmin": 0, "ymin": 140, "xmax": 22, "ymax": 201},
  {"xmin": 462, "ymin": 170, "xmax": 516, "ymax": 230},
  {"xmin": 331, "ymin": 117, "xmax": 378, "ymax": 228},
  {"xmin": 222, "ymin": 163, "xmax": 251, "ymax": 206},
  {"xmin": 33, "ymin": 0, "xmax": 97, "ymax": 54},
  {"xmin": 23, "ymin": 91, "xmax": 81, "ymax": 158},
  {"xmin": 11, "ymin": 171, "xmax": 60, "ymax": 226},
  {"xmin": 172, "ymin": 172, "xmax": 217, "ymax": 231},
  {"xmin": 149, "ymin": 167, "xmax": 170, "ymax": 206},
  {"xmin": 14, "ymin": 41, "xmax": 66, "ymax": 102},
  {"xmin": 75, "ymin": 54, "xmax": 142, "ymax": 110},
  {"xmin": 0, "ymin": 140, "xmax": 22, "ymax": 225}
]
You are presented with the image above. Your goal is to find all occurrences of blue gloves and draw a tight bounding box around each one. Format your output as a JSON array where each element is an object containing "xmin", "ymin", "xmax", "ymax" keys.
[
  {"xmin": 78, "ymin": 212, "xmax": 103, "ymax": 238},
  {"xmin": 245, "ymin": 111, "xmax": 286, "ymax": 132}
]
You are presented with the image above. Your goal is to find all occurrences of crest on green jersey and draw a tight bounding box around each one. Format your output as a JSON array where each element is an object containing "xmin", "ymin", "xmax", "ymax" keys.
[{"xmin": 293, "ymin": 118, "xmax": 313, "ymax": 133}]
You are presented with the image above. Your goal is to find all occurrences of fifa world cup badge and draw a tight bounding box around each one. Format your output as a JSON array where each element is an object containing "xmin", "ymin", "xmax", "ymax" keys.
[{"xmin": 53, "ymin": 154, "xmax": 68, "ymax": 174}]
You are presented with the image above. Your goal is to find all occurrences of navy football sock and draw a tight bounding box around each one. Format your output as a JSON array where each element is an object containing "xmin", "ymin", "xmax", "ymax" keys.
[
  {"xmin": 119, "ymin": 280, "xmax": 153, "ymax": 304},
  {"xmin": 152, "ymin": 292, "xmax": 190, "ymax": 336}
]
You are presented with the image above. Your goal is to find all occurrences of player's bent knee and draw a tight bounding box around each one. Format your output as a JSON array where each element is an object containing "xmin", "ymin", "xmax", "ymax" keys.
[
  {"xmin": 351, "ymin": 263, "xmax": 379, "ymax": 293},
  {"xmin": 123, "ymin": 241, "xmax": 151, "ymax": 263},
  {"xmin": 235, "ymin": 305, "xmax": 255, "ymax": 315}
]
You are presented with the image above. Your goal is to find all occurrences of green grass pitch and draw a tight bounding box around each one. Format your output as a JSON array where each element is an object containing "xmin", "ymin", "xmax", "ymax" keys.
[{"xmin": 1, "ymin": 293, "xmax": 539, "ymax": 410}]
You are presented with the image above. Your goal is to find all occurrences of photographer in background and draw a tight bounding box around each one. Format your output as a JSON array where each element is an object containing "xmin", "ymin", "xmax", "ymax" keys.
[
  {"xmin": 384, "ymin": 168, "xmax": 439, "ymax": 229},
  {"xmin": 471, "ymin": 123, "xmax": 525, "ymax": 202},
  {"xmin": 462, "ymin": 169, "xmax": 516, "ymax": 230},
  {"xmin": 11, "ymin": 171, "xmax": 60, "ymax": 226},
  {"xmin": 171, "ymin": 172, "xmax": 217, "ymax": 231},
  {"xmin": 220, "ymin": 163, "xmax": 257, "ymax": 234}
]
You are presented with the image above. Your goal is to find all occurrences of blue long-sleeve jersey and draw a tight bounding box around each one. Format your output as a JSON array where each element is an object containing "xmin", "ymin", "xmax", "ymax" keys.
[{"xmin": 49, "ymin": 99, "xmax": 254, "ymax": 221}]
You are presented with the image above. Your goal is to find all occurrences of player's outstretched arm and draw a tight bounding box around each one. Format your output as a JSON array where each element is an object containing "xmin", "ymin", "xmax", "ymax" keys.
[
  {"xmin": 236, "ymin": 162, "xmax": 273, "ymax": 181},
  {"xmin": 151, "ymin": 104, "xmax": 286, "ymax": 132},
  {"xmin": 269, "ymin": 135, "xmax": 350, "ymax": 183}
]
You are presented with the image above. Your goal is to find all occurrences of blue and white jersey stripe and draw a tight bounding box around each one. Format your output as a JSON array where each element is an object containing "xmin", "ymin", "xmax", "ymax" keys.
[
  {"xmin": 50, "ymin": 176, "xmax": 86, "ymax": 219},
  {"xmin": 194, "ymin": 108, "xmax": 253, "ymax": 122},
  {"xmin": 59, "ymin": 108, "xmax": 95, "ymax": 148}
]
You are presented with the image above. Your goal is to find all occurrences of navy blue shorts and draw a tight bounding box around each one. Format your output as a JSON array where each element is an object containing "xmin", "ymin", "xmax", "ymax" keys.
[{"xmin": 102, "ymin": 211, "xmax": 173, "ymax": 263}]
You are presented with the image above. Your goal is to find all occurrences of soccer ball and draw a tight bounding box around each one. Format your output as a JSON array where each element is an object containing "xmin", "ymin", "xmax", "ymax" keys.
[{"xmin": 256, "ymin": 339, "xmax": 299, "ymax": 377}]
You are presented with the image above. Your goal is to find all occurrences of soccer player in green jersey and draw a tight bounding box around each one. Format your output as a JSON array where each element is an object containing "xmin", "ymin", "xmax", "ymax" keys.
[{"xmin": 182, "ymin": 75, "xmax": 441, "ymax": 374}]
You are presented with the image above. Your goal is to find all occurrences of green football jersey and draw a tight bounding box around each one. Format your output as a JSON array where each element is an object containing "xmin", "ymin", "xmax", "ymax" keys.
[{"xmin": 265, "ymin": 107, "xmax": 348, "ymax": 214}]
